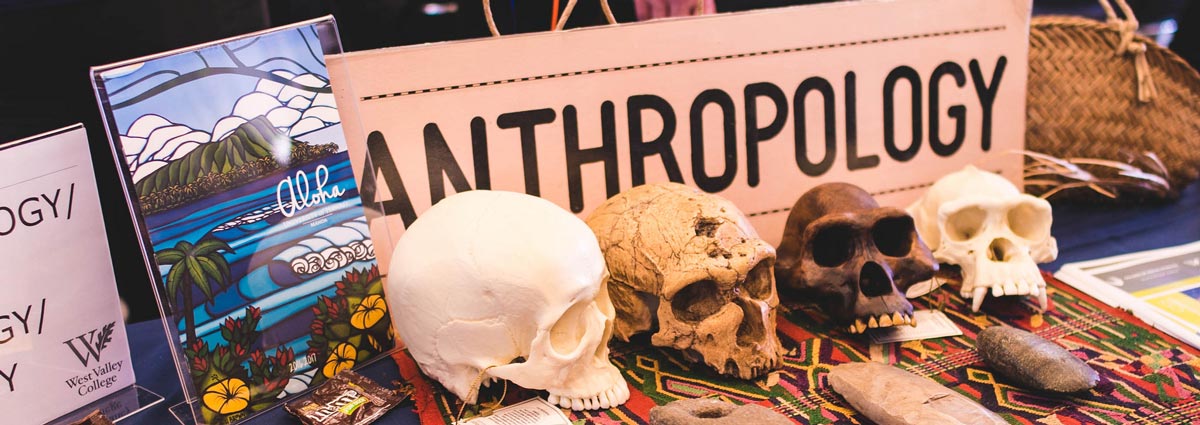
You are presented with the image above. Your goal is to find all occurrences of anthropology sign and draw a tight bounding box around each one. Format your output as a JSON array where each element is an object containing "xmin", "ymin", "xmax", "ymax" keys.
[
  {"xmin": 329, "ymin": 0, "xmax": 1032, "ymax": 268},
  {"xmin": 0, "ymin": 125, "xmax": 135, "ymax": 424}
]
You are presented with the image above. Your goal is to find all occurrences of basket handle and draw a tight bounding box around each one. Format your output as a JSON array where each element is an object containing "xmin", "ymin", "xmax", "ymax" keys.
[
  {"xmin": 482, "ymin": 0, "xmax": 619, "ymax": 37},
  {"xmin": 1098, "ymin": 0, "xmax": 1157, "ymax": 102}
]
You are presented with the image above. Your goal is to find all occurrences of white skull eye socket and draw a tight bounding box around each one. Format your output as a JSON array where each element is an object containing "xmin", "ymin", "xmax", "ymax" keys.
[
  {"xmin": 944, "ymin": 206, "xmax": 987, "ymax": 241},
  {"xmin": 871, "ymin": 216, "xmax": 915, "ymax": 257},
  {"xmin": 549, "ymin": 302, "xmax": 591, "ymax": 356},
  {"xmin": 671, "ymin": 280, "xmax": 725, "ymax": 322},
  {"xmin": 811, "ymin": 224, "xmax": 855, "ymax": 267},
  {"xmin": 743, "ymin": 261, "xmax": 773, "ymax": 300},
  {"xmin": 1006, "ymin": 201, "xmax": 1050, "ymax": 241}
]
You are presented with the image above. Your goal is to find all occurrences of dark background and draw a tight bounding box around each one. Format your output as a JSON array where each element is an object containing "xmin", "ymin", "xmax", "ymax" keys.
[{"xmin": 0, "ymin": 0, "xmax": 1195, "ymax": 323}]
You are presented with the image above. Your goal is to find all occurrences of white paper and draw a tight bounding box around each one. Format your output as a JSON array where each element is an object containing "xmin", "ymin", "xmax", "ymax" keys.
[
  {"xmin": 459, "ymin": 398, "xmax": 573, "ymax": 425},
  {"xmin": 1055, "ymin": 241, "xmax": 1200, "ymax": 350},
  {"xmin": 868, "ymin": 310, "xmax": 963, "ymax": 344},
  {"xmin": 0, "ymin": 125, "xmax": 135, "ymax": 425},
  {"xmin": 1064, "ymin": 240, "xmax": 1200, "ymax": 273}
]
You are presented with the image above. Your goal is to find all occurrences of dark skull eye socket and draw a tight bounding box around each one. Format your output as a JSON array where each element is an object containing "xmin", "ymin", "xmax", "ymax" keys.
[
  {"xmin": 872, "ymin": 216, "xmax": 915, "ymax": 257},
  {"xmin": 671, "ymin": 280, "xmax": 725, "ymax": 321},
  {"xmin": 742, "ymin": 260, "xmax": 773, "ymax": 300},
  {"xmin": 810, "ymin": 224, "xmax": 855, "ymax": 267}
]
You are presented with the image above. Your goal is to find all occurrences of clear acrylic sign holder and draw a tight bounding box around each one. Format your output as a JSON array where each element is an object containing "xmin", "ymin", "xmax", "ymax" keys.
[{"xmin": 91, "ymin": 16, "xmax": 399, "ymax": 425}]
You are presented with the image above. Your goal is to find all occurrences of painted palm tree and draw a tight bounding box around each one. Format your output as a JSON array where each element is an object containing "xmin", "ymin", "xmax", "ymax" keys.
[{"xmin": 156, "ymin": 237, "xmax": 234, "ymax": 347}]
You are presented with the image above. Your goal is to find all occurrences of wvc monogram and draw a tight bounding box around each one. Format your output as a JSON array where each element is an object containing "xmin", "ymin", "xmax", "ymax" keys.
[
  {"xmin": 63, "ymin": 322, "xmax": 115, "ymax": 367},
  {"xmin": 62, "ymin": 322, "xmax": 126, "ymax": 396}
]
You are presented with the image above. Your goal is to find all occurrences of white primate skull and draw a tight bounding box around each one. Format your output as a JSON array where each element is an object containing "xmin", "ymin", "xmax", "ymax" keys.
[
  {"xmin": 908, "ymin": 166, "xmax": 1058, "ymax": 312},
  {"xmin": 586, "ymin": 183, "xmax": 783, "ymax": 379},
  {"xmin": 386, "ymin": 190, "xmax": 630, "ymax": 410}
]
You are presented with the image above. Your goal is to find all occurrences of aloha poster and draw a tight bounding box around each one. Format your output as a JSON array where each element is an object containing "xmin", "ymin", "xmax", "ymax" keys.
[{"xmin": 92, "ymin": 19, "xmax": 393, "ymax": 424}]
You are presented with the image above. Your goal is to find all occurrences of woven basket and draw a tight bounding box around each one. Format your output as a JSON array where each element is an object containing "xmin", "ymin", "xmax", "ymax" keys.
[{"xmin": 1025, "ymin": 0, "xmax": 1200, "ymax": 202}]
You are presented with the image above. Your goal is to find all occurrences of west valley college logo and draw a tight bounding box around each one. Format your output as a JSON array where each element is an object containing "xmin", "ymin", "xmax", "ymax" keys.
[{"xmin": 63, "ymin": 322, "xmax": 116, "ymax": 366}]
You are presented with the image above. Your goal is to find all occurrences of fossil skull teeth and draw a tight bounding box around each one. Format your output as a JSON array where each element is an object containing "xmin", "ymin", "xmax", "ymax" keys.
[{"xmin": 847, "ymin": 312, "xmax": 918, "ymax": 334}]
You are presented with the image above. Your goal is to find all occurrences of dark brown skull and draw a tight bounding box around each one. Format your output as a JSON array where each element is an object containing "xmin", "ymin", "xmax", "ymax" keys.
[{"xmin": 776, "ymin": 183, "xmax": 937, "ymax": 333}]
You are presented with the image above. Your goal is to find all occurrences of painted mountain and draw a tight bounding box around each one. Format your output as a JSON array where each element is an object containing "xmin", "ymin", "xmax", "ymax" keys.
[{"xmin": 134, "ymin": 116, "xmax": 336, "ymax": 213}]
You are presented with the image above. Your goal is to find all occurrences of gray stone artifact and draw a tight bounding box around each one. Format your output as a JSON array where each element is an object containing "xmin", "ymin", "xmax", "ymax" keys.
[
  {"xmin": 976, "ymin": 326, "xmax": 1099, "ymax": 394},
  {"xmin": 828, "ymin": 362, "xmax": 1007, "ymax": 425},
  {"xmin": 648, "ymin": 398, "xmax": 792, "ymax": 425}
]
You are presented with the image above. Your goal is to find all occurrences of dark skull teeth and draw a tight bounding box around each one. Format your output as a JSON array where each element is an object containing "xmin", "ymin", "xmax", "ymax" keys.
[{"xmin": 847, "ymin": 312, "xmax": 916, "ymax": 334}]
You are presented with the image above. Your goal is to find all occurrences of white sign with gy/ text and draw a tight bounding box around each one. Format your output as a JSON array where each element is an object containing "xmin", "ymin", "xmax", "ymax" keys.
[
  {"xmin": 0, "ymin": 125, "xmax": 135, "ymax": 424},
  {"xmin": 330, "ymin": 0, "xmax": 1032, "ymax": 270}
]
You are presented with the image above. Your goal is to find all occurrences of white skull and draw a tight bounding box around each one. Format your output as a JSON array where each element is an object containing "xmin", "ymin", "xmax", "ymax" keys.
[
  {"xmin": 586, "ymin": 183, "xmax": 783, "ymax": 379},
  {"xmin": 386, "ymin": 190, "xmax": 630, "ymax": 410},
  {"xmin": 908, "ymin": 166, "xmax": 1058, "ymax": 312}
]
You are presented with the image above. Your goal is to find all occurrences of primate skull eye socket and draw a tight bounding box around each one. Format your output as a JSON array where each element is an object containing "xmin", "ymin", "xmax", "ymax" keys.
[
  {"xmin": 872, "ymin": 216, "xmax": 915, "ymax": 257},
  {"xmin": 945, "ymin": 206, "xmax": 987, "ymax": 241},
  {"xmin": 1007, "ymin": 201, "xmax": 1051, "ymax": 241},
  {"xmin": 811, "ymin": 224, "xmax": 854, "ymax": 267},
  {"xmin": 742, "ymin": 260, "xmax": 773, "ymax": 300},
  {"xmin": 671, "ymin": 280, "xmax": 725, "ymax": 322}
]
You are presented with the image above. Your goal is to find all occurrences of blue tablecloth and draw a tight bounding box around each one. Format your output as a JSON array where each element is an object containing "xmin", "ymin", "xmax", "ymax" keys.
[
  {"xmin": 122, "ymin": 182, "xmax": 1200, "ymax": 425},
  {"xmin": 1045, "ymin": 182, "xmax": 1200, "ymax": 270}
]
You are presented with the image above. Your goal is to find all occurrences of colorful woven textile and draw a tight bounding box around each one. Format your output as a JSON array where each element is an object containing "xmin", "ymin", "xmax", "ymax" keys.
[{"xmin": 393, "ymin": 274, "xmax": 1200, "ymax": 424}]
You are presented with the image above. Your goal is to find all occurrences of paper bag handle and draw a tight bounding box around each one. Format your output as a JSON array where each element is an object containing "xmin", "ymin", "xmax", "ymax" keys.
[{"xmin": 482, "ymin": 0, "xmax": 620, "ymax": 37}]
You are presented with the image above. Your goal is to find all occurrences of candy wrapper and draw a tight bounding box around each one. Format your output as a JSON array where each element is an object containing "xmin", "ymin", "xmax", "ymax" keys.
[
  {"xmin": 285, "ymin": 370, "xmax": 412, "ymax": 424},
  {"xmin": 70, "ymin": 410, "xmax": 114, "ymax": 425}
]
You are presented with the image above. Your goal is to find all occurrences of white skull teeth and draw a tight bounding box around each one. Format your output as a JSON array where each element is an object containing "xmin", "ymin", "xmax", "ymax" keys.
[
  {"xmin": 963, "ymin": 259, "xmax": 1049, "ymax": 312},
  {"xmin": 848, "ymin": 312, "xmax": 915, "ymax": 334},
  {"xmin": 547, "ymin": 381, "xmax": 630, "ymax": 410}
]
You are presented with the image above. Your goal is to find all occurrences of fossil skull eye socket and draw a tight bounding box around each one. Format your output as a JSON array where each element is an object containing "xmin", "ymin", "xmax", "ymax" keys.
[
  {"xmin": 945, "ymin": 206, "xmax": 987, "ymax": 241},
  {"xmin": 742, "ymin": 260, "xmax": 773, "ymax": 300},
  {"xmin": 671, "ymin": 280, "xmax": 725, "ymax": 322},
  {"xmin": 811, "ymin": 224, "xmax": 855, "ymax": 267},
  {"xmin": 872, "ymin": 216, "xmax": 915, "ymax": 257},
  {"xmin": 1007, "ymin": 201, "xmax": 1050, "ymax": 241}
]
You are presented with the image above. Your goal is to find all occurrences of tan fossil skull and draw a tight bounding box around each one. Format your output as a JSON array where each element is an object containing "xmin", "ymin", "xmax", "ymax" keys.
[{"xmin": 586, "ymin": 183, "xmax": 783, "ymax": 379}]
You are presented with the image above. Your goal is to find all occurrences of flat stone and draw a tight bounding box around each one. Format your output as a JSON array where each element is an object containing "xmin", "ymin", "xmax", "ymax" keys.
[
  {"xmin": 828, "ymin": 362, "xmax": 1007, "ymax": 425},
  {"xmin": 977, "ymin": 326, "xmax": 1099, "ymax": 394},
  {"xmin": 649, "ymin": 398, "xmax": 792, "ymax": 425}
]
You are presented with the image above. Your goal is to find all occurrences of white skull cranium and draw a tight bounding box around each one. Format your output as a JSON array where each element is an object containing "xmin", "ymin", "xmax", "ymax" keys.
[
  {"xmin": 386, "ymin": 190, "xmax": 629, "ymax": 410},
  {"xmin": 586, "ymin": 183, "xmax": 783, "ymax": 379},
  {"xmin": 908, "ymin": 166, "xmax": 1058, "ymax": 312}
]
